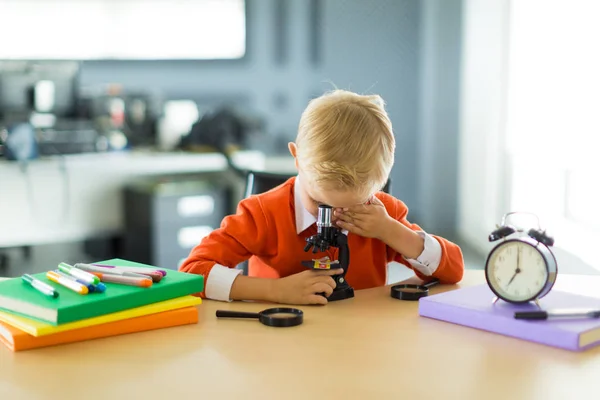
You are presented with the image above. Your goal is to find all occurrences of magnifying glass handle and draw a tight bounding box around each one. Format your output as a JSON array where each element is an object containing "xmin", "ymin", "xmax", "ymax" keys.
[
  {"xmin": 423, "ymin": 279, "xmax": 440, "ymax": 288},
  {"xmin": 216, "ymin": 310, "xmax": 260, "ymax": 319}
]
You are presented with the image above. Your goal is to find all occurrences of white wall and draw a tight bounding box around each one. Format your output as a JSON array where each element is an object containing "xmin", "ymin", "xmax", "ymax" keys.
[
  {"xmin": 457, "ymin": 0, "xmax": 600, "ymax": 276},
  {"xmin": 457, "ymin": 0, "xmax": 511, "ymax": 255},
  {"xmin": 418, "ymin": 0, "xmax": 462, "ymax": 237},
  {"xmin": 319, "ymin": 0, "xmax": 420, "ymax": 211}
]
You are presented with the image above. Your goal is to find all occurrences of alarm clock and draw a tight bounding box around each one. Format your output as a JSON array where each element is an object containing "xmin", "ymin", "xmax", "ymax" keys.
[{"xmin": 485, "ymin": 212, "xmax": 557, "ymax": 305}]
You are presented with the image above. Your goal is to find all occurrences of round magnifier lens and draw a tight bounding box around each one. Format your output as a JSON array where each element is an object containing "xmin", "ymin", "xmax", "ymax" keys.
[
  {"xmin": 397, "ymin": 287, "xmax": 425, "ymax": 293},
  {"xmin": 267, "ymin": 312, "xmax": 300, "ymax": 318},
  {"xmin": 390, "ymin": 284, "xmax": 429, "ymax": 300},
  {"xmin": 260, "ymin": 308, "xmax": 304, "ymax": 327}
]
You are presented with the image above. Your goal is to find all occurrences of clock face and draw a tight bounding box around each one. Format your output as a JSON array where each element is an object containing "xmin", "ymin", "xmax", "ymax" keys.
[{"xmin": 486, "ymin": 240, "xmax": 548, "ymax": 302}]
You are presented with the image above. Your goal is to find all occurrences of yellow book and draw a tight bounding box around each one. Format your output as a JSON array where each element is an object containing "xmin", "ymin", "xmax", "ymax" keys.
[{"xmin": 0, "ymin": 294, "xmax": 201, "ymax": 337}]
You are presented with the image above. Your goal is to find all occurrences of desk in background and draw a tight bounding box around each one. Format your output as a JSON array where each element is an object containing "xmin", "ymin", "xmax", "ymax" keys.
[
  {"xmin": 0, "ymin": 150, "xmax": 296, "ymax": 270},
  {"xmin": 0, "ymin": 150, "xmax": 295, "ymax": 248},
  {"xmin": 1, "ymin": 270, "xmax": 599, "ymax": 399}
]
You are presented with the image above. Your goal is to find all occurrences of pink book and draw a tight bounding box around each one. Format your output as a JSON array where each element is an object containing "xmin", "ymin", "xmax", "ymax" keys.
[{"xmin": 418, "ymin": 284, "xmax": 600, "ymax": 351}]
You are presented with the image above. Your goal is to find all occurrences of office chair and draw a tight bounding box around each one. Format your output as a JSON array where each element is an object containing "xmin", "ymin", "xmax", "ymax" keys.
[
  {"xmin": 244, "ymin": 170, "xmax": 297, "ymax": 197},
  {"xmin": 238, "ymin": 170, "xmax": 392, "ymax": 276}
]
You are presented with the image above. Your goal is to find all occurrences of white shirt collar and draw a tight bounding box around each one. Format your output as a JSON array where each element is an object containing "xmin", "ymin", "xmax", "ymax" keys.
[
  {"xmin": 293, "ymin": 175, "xmax": 348, "ymax": 236},
  {"xmin": 294, "ymin": 174, "xmax": 317, "ymax": 234}
]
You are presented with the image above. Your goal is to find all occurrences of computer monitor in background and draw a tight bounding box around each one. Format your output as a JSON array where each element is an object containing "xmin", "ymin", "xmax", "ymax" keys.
[{"xmin": 0, "ymin": 61, "xmax": 80, "ymax": 120}]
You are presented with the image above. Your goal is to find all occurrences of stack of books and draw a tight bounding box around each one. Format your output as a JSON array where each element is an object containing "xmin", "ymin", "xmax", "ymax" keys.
[{"xmin": 0, "ymin": 259, "xmax": 204, "ymax": 352}]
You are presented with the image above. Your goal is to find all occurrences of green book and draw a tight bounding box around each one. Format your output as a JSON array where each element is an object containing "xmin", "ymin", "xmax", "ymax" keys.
[{"xmin": 0, "ymin": 259, "xmax": 204, "ymax": 325}]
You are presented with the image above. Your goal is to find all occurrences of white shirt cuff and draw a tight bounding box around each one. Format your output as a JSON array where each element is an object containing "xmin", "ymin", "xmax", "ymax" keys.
[
  {"xmin": 205, "ymin": 264, "xmax": 243, "ymax": 301},
  {"xmin": 404, "ymin": 231, "xmax": 442, "ymax": 276}
]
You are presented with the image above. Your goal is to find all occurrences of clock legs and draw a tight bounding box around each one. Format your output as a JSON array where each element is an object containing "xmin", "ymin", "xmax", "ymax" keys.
[{"xmin": 491, "ymin": 296, "xmax": 543, "ymax": 308}]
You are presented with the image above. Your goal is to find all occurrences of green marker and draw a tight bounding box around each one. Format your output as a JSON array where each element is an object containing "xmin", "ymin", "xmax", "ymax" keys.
[
  {"xmin": 58, "ymin": 262, "xmax": 100, "ymax": 285},
  {"xmin": 22, "ymin": 274, "xmax": 59, "ymax": 298}
]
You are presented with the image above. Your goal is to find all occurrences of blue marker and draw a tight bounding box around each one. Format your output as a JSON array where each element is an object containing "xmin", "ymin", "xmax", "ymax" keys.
[{"xmin": 92, "ymin": 282, "xmax": 107, "ymax": 293}]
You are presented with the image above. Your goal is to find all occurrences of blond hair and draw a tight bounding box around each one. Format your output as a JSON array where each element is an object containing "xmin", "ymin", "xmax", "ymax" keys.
[{"xmin": 295, "ymin": 89, "xmax": 395, "ymax": 199}]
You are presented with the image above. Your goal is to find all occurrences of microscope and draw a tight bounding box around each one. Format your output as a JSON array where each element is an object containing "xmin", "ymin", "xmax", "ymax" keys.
[{"xmin": 302, "ymin": 204, "xmax": 355, "ymax": 301}]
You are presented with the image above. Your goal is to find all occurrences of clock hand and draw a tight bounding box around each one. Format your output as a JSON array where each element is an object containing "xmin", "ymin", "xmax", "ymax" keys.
[
  {"xmin": 506, "ymin": 248, "xmax": 522, "ymax": 288},
  {"xmin": 506, "ymin": 269, "xmax": 519, "ymax": 287}
]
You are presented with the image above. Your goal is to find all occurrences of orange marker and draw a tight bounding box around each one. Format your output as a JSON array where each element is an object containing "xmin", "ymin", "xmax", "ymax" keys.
[
  {"xmin": 91, "ymin": 272, "xmax": 152, "ymax": 288},
  {"xmin": 46, "ymin": 271, "xmax": 89, "ymax": 295}
]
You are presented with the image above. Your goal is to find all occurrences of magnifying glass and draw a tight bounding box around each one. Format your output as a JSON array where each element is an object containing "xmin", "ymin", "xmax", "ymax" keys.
[
  {"xmin": 216, "ymin": 307, "xmax": 303, "ymax": 327},
  {"xmin": 390, "ymin": 279, "xmax": 440, "ymax": 301}
]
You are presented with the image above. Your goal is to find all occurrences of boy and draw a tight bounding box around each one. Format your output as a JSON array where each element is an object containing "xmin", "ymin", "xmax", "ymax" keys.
[{"xmin": 179, "ymin": 90, "xmax": 464, "ymax": 304}]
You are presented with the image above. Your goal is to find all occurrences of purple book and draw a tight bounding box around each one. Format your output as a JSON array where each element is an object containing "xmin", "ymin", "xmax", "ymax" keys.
[{"xmin": 418, "ymin": 284, "xmax": 600, "ymax": 351}]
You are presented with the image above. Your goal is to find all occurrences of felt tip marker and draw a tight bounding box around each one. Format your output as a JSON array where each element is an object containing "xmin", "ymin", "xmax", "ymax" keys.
[
  {"xmin": 515, "ymin": 308, "xmax": 600, "ymax": 320},
  {"xmin": 93, "ymin": 282, "xmax": 107, "ymax": 293},
  {"xmin": 90, "ymin": 265, "xmax": 163, "ymax": 282},
  {"xmin": 22, "ymin": 274, "xmax": 59, "ymax": 298},
  {"xmin": 57, "ymin": 270, "xmax": 106, "ymax": 293},
  {"xmin": 75, "ymin": 263, "xmax": 149, "ymax": 279},
  {"xmin": 94, "ymin": 264, "xmax": 167, "ymax": 277},
  {"xmin": 55, "ymin": 270, "xmax": 96, "ymax": 293},
  {"xmin": 58, "ymin": 262, "xmax": 100, "ymax": 285},
  {"xmin": 46, "ymin": 271, "xmax": 88, "ymax": 295},
  {"xmin": 90, "ymin": 272, "xmax": 152, "ymax": 288}
]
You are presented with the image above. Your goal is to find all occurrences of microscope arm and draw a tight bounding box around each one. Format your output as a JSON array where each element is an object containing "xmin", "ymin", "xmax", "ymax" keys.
[{"xmin": 335, "ymin": 233, "xmax": 350, "ymax": 278}]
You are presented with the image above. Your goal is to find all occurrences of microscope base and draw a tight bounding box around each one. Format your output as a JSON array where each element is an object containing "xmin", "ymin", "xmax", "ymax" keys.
[{"xmin": 327, "ymin": 286, "xmax": 355, "ymax": 302}]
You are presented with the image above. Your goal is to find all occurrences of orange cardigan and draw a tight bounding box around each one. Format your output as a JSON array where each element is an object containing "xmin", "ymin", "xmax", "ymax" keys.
[{"xmin": 179, "ymin": 177, "xmax": 464, "ymax": 297}]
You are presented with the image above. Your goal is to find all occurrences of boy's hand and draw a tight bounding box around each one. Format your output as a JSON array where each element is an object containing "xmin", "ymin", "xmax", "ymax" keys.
[
  {"xmin": 270, "ymin": 269, "xmax": 343, "ymax": 305},
  {"xmin": 334, "ymin": 196, "xmax": 393, "ymax": 240}
]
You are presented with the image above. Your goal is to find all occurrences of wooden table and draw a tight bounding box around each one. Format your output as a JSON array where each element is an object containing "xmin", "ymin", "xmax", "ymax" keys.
[{"xmin": 1, "ymin": 270, "xmax": 599, "ymax": 400}]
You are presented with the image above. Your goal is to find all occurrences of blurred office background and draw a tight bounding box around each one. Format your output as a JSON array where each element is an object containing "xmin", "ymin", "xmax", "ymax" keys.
[{"xmin": 0, "ymin": 0, "xmax": 598, "ymax": 280}]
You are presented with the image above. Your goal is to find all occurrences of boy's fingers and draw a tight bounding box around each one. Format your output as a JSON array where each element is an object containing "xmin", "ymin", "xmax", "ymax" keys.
[
  {"xmin": 318, "ymin": 275, "xmax": 337, "ymax": 290},
  {"xmin": 335, "ymin": 214, "xmax": 353, "ymax": 224},
  {"xmin": 337, "ymin": 221, "xmax": 364, "ymax": 236},
  {"xmin": 312, "ymin": 268, "xmax": 344, "ymax": 276},
  {"xmin": 312, "ymin": 282, "xmax": 334, "ymax": 296},
  {"xmin": 309, "ymin": 274, "xmax": 335, "ymax": 289},
  {"xmin": 338, "ymin": 211, "xmax": 365, "ymax": 222},
  {"xmin": 308, "ymin": 295, "xmax": 328, "ymax": 305},
  {"xmin": 336, "ymin": 220, "xmax": 357, "ymax": 231},
  {"xmin": 351, "ymin": 202, "xmax": 373, "ymax": 213},
  {"xmin": 340, "ymin": 207, "xmax": 365, "ymax": 215},
  {"xmin": 312, "ymin": 273, "xmax": 341, "ymax": 284}
]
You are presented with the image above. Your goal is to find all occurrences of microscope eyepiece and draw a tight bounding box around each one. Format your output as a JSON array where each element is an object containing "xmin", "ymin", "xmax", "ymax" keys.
[
  {"xmin": 316, "ymin": 204, "xmax": 337, "ymax": 244},
  {"xmin": 317, "ymin": 204, "xmax": 334, "ymax": 228}
]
